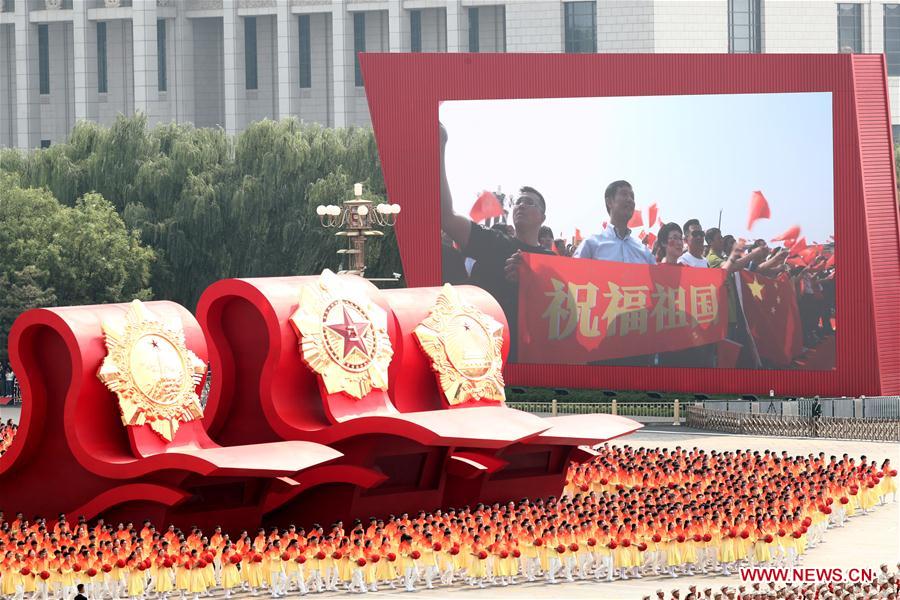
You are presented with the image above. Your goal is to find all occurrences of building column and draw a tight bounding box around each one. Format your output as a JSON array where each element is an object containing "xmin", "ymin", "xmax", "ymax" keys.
[
  {"xmin": 132, "ymin": 0, "xmax": 158, "ymax": 123},
  {"xmin": 446, "ymin": 0, "xmax": 465, "ymax": 52},
  {"xmin": 331, "ymin": 0, "xmax": 349, "ymax": 128},
  {"xmin": 222, "ymin": 0, "xmax": 243, "ymax": 136},
  {"xmin": 72, "ymin": 0, "xmax": 96, "ymax": 123},
  {"xmin": 276, "ymin": 2, "xmax": 295, "ymax": 120},
  {"xmin": 14, "ymin": 0, "xmax": 38, "ymax": 149},
  {"xmin": 173, "ymin": 6, "xmax": 194, "ymax": 124},
  {"xmin": 388, "ymin": 0, "xmax": 403, "ymax": 52}
]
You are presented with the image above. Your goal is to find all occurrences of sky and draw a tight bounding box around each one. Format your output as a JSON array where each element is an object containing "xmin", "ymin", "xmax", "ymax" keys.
[{"xmin": 440, "ymin": 92, "xmax": 835, "ymax": 245}]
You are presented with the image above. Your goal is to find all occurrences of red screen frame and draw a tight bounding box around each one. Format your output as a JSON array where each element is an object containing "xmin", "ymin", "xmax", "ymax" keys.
[{"xmin": 361, "ymin": 53, "xmax": 900, "ymax": 397}]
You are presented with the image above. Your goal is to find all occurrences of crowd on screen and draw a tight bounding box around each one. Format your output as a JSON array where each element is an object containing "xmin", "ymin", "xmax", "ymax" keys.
[
  {"xmin": 439, "ymin": 125, "xmax": 835, "ymax": 365},
  {"xmin": 0, "ymin": 446, "xmax": 894, "ymax": 598},
  {"xmin": 0, "ymin": 421, "xmax": 15, "ymax": 457}
]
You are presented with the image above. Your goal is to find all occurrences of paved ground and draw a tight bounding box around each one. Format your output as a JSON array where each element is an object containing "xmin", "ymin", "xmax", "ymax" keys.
[{"xmin": 3, "ymin": 408, "xmax": 898, "ymax": 599}]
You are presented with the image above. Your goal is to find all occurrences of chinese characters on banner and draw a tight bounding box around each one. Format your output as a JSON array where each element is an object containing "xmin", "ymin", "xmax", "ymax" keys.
[{"xmin": 517, "ymin": 254, "xmax": 728, "ymax": 364}]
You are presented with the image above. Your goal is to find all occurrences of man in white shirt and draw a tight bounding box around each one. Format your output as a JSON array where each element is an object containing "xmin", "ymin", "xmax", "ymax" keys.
[
  {"xmin": 573, "ymin": 180, "xmax": 656, "ymax": 265},
  {"xmin": 677, "ymin": 227, "xmax": 709, "ymax": 268}
]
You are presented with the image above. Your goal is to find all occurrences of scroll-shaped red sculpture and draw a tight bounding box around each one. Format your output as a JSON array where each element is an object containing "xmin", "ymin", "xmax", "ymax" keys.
[{"xmin": 2, "ymin": 273, "xmax": 641, "ymax": 532}]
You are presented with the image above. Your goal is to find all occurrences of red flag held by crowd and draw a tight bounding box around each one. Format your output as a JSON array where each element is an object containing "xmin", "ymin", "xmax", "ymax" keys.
[
  {"xmin": 772, "ymin": 225, "xmax": 801, "ymax": 243},
  {"xmin": 647, "ymin": 203, "xmax": 658, "ymax": 229},
  {"xmin": 628, "ymin": 210, "xmax": 644, "ymax": 228},
  {"xmin": 468, "ymin": 191, "xmax": 503, "ymax": 223},
  {"xmin": 739, "ymin": 272, "xmax": 803, "ymax": 367},
  {"xmin": 789, "ymin": 237, "xmax": 807, "ymax": 255},
  {"xmin": 746, "ymin": 191, "xmax": 771, "ymax": 230}
]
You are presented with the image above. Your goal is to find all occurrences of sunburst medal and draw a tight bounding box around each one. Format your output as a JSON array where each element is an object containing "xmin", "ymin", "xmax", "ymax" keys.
[
  {"xmin": 289, "ymin": 270, "xmax": 393, "ymax": 399},
  {"xmin": 414, "ymin": 284, "xmax": 506, "ymax": 406},
  {"xmin": 97, "ymin": 300, "xmax": 206, "ymax": 442}
]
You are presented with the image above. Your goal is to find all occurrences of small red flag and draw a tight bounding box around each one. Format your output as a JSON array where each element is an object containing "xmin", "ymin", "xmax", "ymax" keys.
[
  {"xmin": 825, "ymin": 254, "xmax": 835, "ymax": 268},
  {"xmin": 644, "ymin": 232, "xmax": 657, "ymax": 248},
  {"xmin": 789, "ymin": 237, "xmax": 807, "ymax": 255},
  {"xmin": 468, "ymin": 191, "xmax": 503, "ymax": 223},
  {"xmin": 747, "ymin": 191, "xmax": 771, "ymax": 230},
  {"xmin": 574, "ymin": 228, "xmax": 582, "ymax": 243},
  {"xmin": 772, "ymin": 225, "xmax": 801, "ymax": 242},
  {"xmin": 601, "ymin": 221, "xmax": 608, "ymax": 229},
  {"xmin": 628, "ymin": 210, "xmax": 643, "ymax": 228},
  {"xmin": 647, "ymin": 203, "xmax": 658, "ymax": 229}
]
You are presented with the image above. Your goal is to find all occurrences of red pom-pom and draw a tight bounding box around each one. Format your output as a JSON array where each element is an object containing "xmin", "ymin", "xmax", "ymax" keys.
[
  {"xmin": 778, "ymin": 529, "xmax": 786, "ymax": 537},
  {"xmin": 764, "ymin": 535, "xmax": 773, "ymax": 544},
  {"xmin": 499, "ymin": 551, "xmax": 509, "ymax": 559},
  {"xmin": 116, "ymin": 559, "xmax": 126, "ymax": 568},
  {"xmin": 533, "ymin": 539, "xmax": 543, "ymax": 547},
  {"xmin": 293, "ymin": 555, "xmax": 305, "ymax": 564},
  {"xmin": 580, "ymin": 485, "xmax": 589, "ymax": 492},
  {"xmin": 228, "ymin": 555, "xmax": 240, "ymax": 565},
  {"xmin": 692, "ymin": 534, "xmax": 702, "ymax": 543},
  {"xmin": 668, "ymin": 482, "xmax": 677, "ymax": 489},
  {"xmin": 387, "ymin": 553, "xmax": 396, "ymax": 562},
  {"xmin": 86, "ymin": 568, "xmax": 97, "ymax": 577},
  {"xmin": 621, "ymin": 540, "xmax": 630, "ymax": 548},
  {"xmin": 144, "ymin": 560, "xmax": 152, "ymax": 570},
  {"xmin": 432, "ymin": 543, "xmax": 442, "ymax": 552},
  {"xmin": 369, "ymin": 555, "xmax": 379, "ymax": 564},
  {"xmin": 703, "ymin": 534, "xmax": 712, "ymax": 543},
  {"xmin": 867, "ymin": 482, "xmax": 875, "ymax": 489},
  {"xmin": 334, "ymin": 551, "xmax": 345, "ymax": 560},
  {"xmin": 607, "ymin": 541, "xmax": 618, "ymax": 550},
  {"xmin": 728, "ymin": 530, "xmax": 736, "ymax": 539},
  {"xmin": 20, "ymin": 567, "xmax": 31, "ymax": 576},
  {"xmin": 850, "ymin": 488, "xmax": 858, "ymax": 496},
  {"xmin": 825, "ymin": 497, "xmax": 834, "ymax": 506},
  {"xmin": 587, "ymin": 538, "xmax": 596, "ymax": 547},
  {"xmin": 890, "ymin": 470, "xmax": 898, "ymax": 477},
  {"xmin": 356, "ymin": 558, "xmax": 366, "ymax": 567},
  {"xmin": 410, "ymin": 551, "xmax": 420, "ymax": 560},
  {"xmin": 792, "ymin": 532, "xmax": 801, "ymax": 539},
  {"xmin": 555, "ymin": 544, "xmax": 566, "ymax": 554},
  {"xmin": 197, "ymin": 560, "xmax": 207, "ymax": 569},
  {"xmin": 281, "ymin": 553, "xmax": 290, "ymax": 562},
  {"xmin": 802, "ymin": 518, "xmax": 812, "ymax": 527},
  {"xmin": 40, "ymin": 571, "xmax": 50, "ymax": 580},
  {"xmin": 449, "ymin": 548, "xmax": 459, "ymax": 556},
  {"xmin": 478, "ymin": 551, "xmax": 487, "ymax": 560},
  {"xmin": 840, "ymin": 496, "xmax": 849, "ymax": 504},
  {"xmin": 252, "ymin": 554, "xmax": 263, "ymax": 563},
  {"xmin": 568, "ymin": 543, "xmax": 579, "ymax": 552},
  {"xmin": 652, "ymin": 534, "xmax": 662, "ymax": 543},
  {"xmin": 615, "ymin": 484, "xmax": 624, "ymax": 491},
  {"xmin": 512, "ymin": 549, "xmax": 521, "ymax": 558},
  {"xmin": 165, "ymin": 559, "xmax": 175, "ymax": 568},
  {"xmin": 823, "ymin": 506, "xmax": 832, "ymax": 514},
  {"xmin": 316, "ymin": 552, "xmax": 326, "ymax": 561},
  {"xmin": 600, "ymin": 478, "xmax": 609, "ymax": 485},
  {"xmin": 72, "ymin": 564, "xmax": 81, "ymax": 573},
  {"xmin": 209, "ymin": 549, "xmax": 217, "ymax": 557},
  {"xmin": 877, "ymin": 471, "xmax": 884, "ymax": 478},
  {"xmin": 676, "ymin": 534, "xmax": 686, "ymax": 543},
  {"xmin": 740, "ymin": 531, "xmax": 749, "ymax": 539},
  {"xmin": 800, "ymin": 526, "xmax": 808, "ymax": 534},
  {"xmin": 137, "ymin": 563, "xmax": 146, "ymax": 572},
  {"xmin": 102, "ymin": 565, "xmax": 112, "ymax": 573},
  {"xmin": 637, "ymin": 543, "xmax": 647, "ymax": 552}
]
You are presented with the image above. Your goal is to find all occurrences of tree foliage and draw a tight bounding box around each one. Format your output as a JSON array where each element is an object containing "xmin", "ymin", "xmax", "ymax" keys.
[
  {"xmin": 0, "ymin": 115, "xmax": 402, "ymax": 312},
  {"xmin": 0, "ymin": 172, "xmax": 154, "ymax": 360}
]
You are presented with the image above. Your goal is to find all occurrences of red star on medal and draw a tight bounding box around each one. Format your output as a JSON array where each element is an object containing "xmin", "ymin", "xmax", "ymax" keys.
[{"xmin": 326, "ymin": 304, "xmax": 371, "ymax": 360}]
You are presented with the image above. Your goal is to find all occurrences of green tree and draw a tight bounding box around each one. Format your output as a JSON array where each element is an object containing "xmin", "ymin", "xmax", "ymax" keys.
[{"xmin": 0, "ymin": 173, "xmax": 154, "ymax": 360}]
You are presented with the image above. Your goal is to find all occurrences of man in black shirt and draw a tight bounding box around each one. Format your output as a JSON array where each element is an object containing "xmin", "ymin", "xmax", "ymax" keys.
[
  {"xmin": 74, "ymin": 584, "xmax": 87, "ymax": 600},
  {"xmin": 440, "ymin": 123, "xmax": 553, "ymax": 361}
]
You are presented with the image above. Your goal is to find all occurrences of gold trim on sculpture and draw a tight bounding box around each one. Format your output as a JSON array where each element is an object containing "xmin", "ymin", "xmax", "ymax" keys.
[
  {"xmin": 98, "ymin": 300, "xmax": 206, "ymax": 442},
  {"xmin": 414, "ymin": 284, "xmax": 506, "ymax": 406},
  {"xmin": 290, "ymin": 270, "xmax": 393, "ymax": 400}
]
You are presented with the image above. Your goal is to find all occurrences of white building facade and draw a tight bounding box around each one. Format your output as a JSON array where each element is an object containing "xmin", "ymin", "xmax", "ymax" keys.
[{"xmin": 1, "ymin": 0, "xmax": 899, "ymax": 149}]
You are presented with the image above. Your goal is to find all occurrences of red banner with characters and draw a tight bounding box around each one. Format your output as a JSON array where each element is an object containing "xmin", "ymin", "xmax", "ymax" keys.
[{"xmin": 517, "ymin": 254, "xmax": 728, "ymax": 364}]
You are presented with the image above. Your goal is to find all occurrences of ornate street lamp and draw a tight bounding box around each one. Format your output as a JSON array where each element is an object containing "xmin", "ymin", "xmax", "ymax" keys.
[{"xmin": 316, "ymin": 183, "xmax": 401, "ymax": 277}]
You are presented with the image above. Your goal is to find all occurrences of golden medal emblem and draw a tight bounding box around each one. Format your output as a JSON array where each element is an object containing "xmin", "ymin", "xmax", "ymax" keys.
[
  {"xmin": 97, "ymin": 300, "xmax": 206, "ymax": 442},
  {"xmin": 289, "ymin": 270, "xmax": 393, "ymax": 400},
  {"xmin": 414, "ymin": 284, "xmax": 506, "ymax": 406}
]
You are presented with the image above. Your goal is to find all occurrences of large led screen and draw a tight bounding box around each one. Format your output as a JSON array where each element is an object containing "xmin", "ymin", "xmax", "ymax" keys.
[{"xmin": 440, "ymin": 93, "xmax": 835, "ymax": 370}]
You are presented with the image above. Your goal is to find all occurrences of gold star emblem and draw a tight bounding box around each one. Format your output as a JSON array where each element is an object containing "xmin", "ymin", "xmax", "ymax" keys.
[
  {"xmin": 747, "ymin": 277, "xmax": 765, "ymax": 301},
  {"xmin": 290, "ymin": 270, "xmax": 393, "ymax": 399},
  {"xmin": 98, "ymin": 300, "xmax": 206, "ymax": 442},
  {"xmin": 414, "ymin": 284, "xmax": 506, "ymax": 406}
]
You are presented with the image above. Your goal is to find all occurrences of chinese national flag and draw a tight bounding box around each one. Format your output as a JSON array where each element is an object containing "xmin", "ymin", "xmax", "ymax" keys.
[
  {"xmin": 746, "ymin": 191, "xmax": 771, "ymax": 230},
  {"xmin": 468, "ymin": 191, "xmax": 503, "ymax": 223},
  {"xmin": 644, "ymin": 231, "xmax": 657, "ymax": 248},
  {"xmin": 789, "ymin": 237, "xmax": 807, "ymax": 255},
  {"xmin": 628, "ymin": 210, "xmax": 643, "ymax": 228},
  {"xmin": 647, "ymin": 203, "xmax": 658, "ymax": 229},
  {"xmin": 574, "ymin": 228, "xmax": 583, "ymax": 243},
  {"xmin": 739, "ymin": 271, "xmax": 803, "ymax": 366},
  {"xmin": 772, "ymin": 225, "xmax": 801, "ymax": 243}
]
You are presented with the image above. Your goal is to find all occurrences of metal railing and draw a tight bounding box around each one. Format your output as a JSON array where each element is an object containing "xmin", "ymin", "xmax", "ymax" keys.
[
  {"xmin": 700, "ymin": 397, "xmax": 900, "ymax": 420},
  {"xmin": 507, "ymin": 399, "xmax": 681, "ymax": 420},
  {"xmin": 686, "ymin": 405, "xmax": 900, "ymax": 442}
]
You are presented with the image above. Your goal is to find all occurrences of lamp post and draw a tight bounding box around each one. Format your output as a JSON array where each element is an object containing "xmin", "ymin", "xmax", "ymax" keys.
[{"xmin": 315, "ymin": 183, "xmax": 401, "ymax": 277}]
